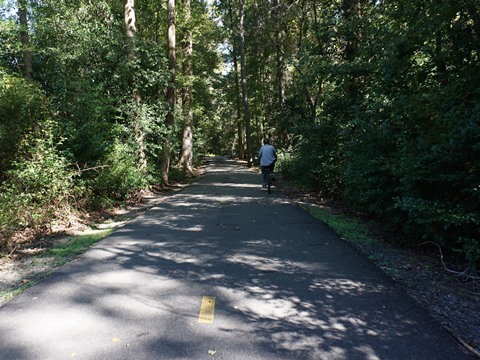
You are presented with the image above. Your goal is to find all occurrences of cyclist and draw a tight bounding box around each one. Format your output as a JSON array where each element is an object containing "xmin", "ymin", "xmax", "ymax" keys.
[{"xmin": 258, "ymin": 138, "xmax": 277, "ymax": 188}]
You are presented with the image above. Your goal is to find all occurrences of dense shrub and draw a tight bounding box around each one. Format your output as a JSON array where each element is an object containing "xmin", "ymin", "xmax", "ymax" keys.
[
  {"xmin": 277, "ymin": 1, "xmax": 480, "ymax": 271},
  {"xmin": 85, "ymin": 141, "xmax": 148, "ymax": 208},
  {"xmin": 342, "ymin": 109, "xmax": 400, "ymax": 218},
  {"xmin": 393, "ymin": 104, "xmax": 480, "ymax": 270},
  {"xmin": 277, "ymin": 120, "xmax": 344, "ymax": 195},
  {"xmin": 0, "ymin": 125, "xmax": 75, "ymax": 250},
  {"xmin": 0, "ymin": 70, "xmax": 50, "ymax": 177},
  {"xmin": 284, "ymin": 103, "xmax": 480, "ymax": 270}
]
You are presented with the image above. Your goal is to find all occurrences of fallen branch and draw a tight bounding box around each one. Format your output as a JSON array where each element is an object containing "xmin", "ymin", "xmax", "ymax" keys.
[
  {"xmin": 8, "ymin": 245, "xmax": 18, "ymax": 258},
  {"xmin": 419, "ymin": 241, "xmax": 480, "ymax": 284},
  {"xmin": 444, "ymin": 326, "xmax": 480, "ymax": 359},
  {"xmin": 73, "ymin": 163, "xmax": 110, "ymax": 173}
]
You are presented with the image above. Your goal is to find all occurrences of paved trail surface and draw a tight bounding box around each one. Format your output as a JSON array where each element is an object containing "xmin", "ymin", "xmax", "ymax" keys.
[{"xmin": 0, "ymin": 157, "xmax": 471, "ymax": 359}]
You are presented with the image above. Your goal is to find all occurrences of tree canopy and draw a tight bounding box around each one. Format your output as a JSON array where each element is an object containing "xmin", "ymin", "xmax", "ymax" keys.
[{"xmin": 1, "ymin": 0, "xmax": 479, "ymax": 271}]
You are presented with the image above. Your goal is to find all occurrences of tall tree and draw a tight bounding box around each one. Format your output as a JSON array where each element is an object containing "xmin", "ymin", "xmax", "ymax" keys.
[
  {"xmin": 272, "ymin": 0, "xmax": 285, "ymax": 110},
  {"xmin": 177, "ymin": 0, "xmax": 194, "ymax": 174},
  {"xmin": 18, "ymin": 0, "xmax": 32, "ymax": 80},
  {"xmin": 160, "ymin": 0, "xmax": 176, "ymax": 183},
  {"xmin": 124, "ymin": 0, "xmax": 147, "ymax": 171},
  {"xmin": 341, "ymin": 0, "xmax": 361, "ymax": 99},
  {"xmin": 238, "ymin": 0, "xmax": 252, "ymax": 166},
  {"xmin": 228, "ymin": 0, "xmax": 244, "ymax": 160}
]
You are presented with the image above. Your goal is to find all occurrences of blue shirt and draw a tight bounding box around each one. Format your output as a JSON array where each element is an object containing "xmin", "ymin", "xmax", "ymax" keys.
[{"xmin": 259, "ymin": 144, "xmax": 276, "ymax": 167}]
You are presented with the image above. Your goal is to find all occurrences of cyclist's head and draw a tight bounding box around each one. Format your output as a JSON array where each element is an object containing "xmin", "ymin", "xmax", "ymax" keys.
[{"xmin": 263, "ymin": 138, "xmax": 270, "ymax": 145}]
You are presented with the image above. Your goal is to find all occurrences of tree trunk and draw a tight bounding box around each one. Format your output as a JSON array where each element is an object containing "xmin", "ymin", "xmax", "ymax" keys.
[
  {"xmin": 272, "ymin": 0, "xmax": 285, "ymax": 110},
  {"xmin": 227, "ymin": 0, "xmax": 244, "ymax": 160},
  {"xmin": 233, "ymin": 49, "xmax": 245, "ymax": 160},
  {"xmin": 342, "ymin": 0, "xmax": 361, "ymax": 98},
  {"xmin": 160, "ymin": 0, "xmax": 176, "ymax": 184},
  {"xmin": 178, "ymin": 0, "xmax": 194, "ymax": 175},
  {"xmin": 124, "ymin": 0, "xmax": 136, "ymax": 38},
  {"xmin": 124, "ymin": 0, "xmax": 147, "ymax": 171},
  {"xmin": 228, "ymin": 1, "xmax": 244, "ymax": 160},
  {"xmin": 238, "ymin": 0, "xmax": 252, "ymax": 166},
  {"xmin": 18, "ymin": 0, "xmax": 33, "ymax": 80}
]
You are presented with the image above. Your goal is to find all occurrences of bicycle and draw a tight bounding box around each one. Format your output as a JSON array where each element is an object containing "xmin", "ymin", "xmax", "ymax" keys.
[
  {"xmin": 262, "ymin": 166, "xmax": 275, "ymax": 194},
  {"xmin": 266, "ymin": 167, "xmax": 272, "ymax": 194}
]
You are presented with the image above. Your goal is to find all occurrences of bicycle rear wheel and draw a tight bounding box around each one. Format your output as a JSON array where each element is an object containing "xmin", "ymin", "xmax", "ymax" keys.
[{"xmin": 267, "ymin": 170, "xmax": 271, "ymax": 194}]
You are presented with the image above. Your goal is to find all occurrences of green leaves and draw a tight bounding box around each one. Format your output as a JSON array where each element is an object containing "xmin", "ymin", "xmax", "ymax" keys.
[
  {"xmin": 255, "ymin": 1, "xmax": 480, "ymax": 270},
  {"xmin": 0, "ymin": 70, "xmax": 49, "ymax": 171},
  {"xmin": 0, "ymin": 119, "xmax": 74, "ymax": 249}
]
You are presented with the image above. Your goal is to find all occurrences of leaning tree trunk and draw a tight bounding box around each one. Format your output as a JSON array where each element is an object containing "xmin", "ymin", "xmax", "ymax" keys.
[
  {"xmin": 238, "ymin": 0, "xmax": 252, "ymax": 166},
  {"xmin": 160, "ymin": 0, "xmax": 176, "ymax": 184},
  {"xmin": 124, "ymin": 0, "xmax": 147, "ymax": 171},
  {"xmin": 18, "ymin": 0, "xmax": 33, "ymax": 80},
  {"xmin": 178, "ymin": 0, "xmax": 194, "ymax": 175}
]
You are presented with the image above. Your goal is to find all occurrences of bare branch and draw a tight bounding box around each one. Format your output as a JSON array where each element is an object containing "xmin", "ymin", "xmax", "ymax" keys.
[{"xmin": 419, "ymin": 241, "xmax": 480, "ymax": 284}]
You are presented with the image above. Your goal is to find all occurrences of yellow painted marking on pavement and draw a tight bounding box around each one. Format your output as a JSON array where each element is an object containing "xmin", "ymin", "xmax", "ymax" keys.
[{"xmin": 198, "ymin": 296, "xmax": 216, "ymax": 324}]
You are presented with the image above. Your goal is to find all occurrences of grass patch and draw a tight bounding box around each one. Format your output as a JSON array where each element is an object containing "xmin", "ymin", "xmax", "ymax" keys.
[
  {"xmin": 42, "ymin": 229, "xmax": 114, "ymax": 266},
  {"xmin": 1, "ymin": 224, "xmax": 116, "ymax": 306},
  {"xmin": 0, "ymin": 282, "xmax": 33, "ymax": 304},
  {"xmin": 305, "ymin": 205, "xmax": 375, "ymax": 245}
]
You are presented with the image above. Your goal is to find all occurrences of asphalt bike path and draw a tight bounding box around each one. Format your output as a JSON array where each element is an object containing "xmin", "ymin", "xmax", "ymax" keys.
[{"xmin": 0, "ymin": 157, "xmax": 472, "ymax": 359}]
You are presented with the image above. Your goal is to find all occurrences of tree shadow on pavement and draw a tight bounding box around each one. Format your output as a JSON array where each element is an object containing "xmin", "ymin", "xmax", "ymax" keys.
[{"xmin": 0, "ymin": 157, "xmax": 470, "ymax": 360}]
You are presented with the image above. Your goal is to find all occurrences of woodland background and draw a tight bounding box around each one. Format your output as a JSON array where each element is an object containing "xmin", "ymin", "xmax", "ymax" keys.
[{"xmin": 0, "ymin": 0, "xmax": 479, "ymax": 273}]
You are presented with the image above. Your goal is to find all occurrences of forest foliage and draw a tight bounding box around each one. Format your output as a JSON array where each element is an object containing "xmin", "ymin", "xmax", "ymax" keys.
[
  {"xmin": 216, "ymin": 0, "xmax": 480, "ymax": 272},
  {"xmin": 0, "ymin": 0, "xmax": 479, "ymax": 272},
  {"xmin": 0, "ymin": 0, "xmax": 222, "ymax": 249}
]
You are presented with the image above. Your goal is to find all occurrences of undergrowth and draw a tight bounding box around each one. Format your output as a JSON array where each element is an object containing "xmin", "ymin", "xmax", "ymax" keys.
[{"xmin": 304, "ymin": 205, "xmax": 376, "ymax": 246}]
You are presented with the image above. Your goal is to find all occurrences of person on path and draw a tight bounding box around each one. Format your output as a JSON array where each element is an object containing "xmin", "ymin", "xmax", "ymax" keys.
[{"xmin": 258, "ymin": 138, "xmax": 277, "ymax": 188}]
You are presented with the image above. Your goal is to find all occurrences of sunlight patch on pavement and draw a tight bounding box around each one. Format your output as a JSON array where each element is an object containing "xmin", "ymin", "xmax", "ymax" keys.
[
  {"xmin": 271, "ymin": 331, "xmax": 326, "ymax": 353},
  {"xmin": 353, "ymin": 345, "xmax": 382, "ymax": 360},
  {"xmin": 185, "ymin": 194, "xmax": 249, "ymax": 202},
  {"xmin": 194, "ymin": 182, "xmax": 261, "ymax": 188},
  {"xmin": 226, "ymin": 254, "xmax": 327, "ymax": 273},
  {"xmin": 147, "ymin": 250, "xmax": 205, "ymax": 264},
  {"xmin": 309, "ymin": 278, "xmax": 386, "ymax": 295}
]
